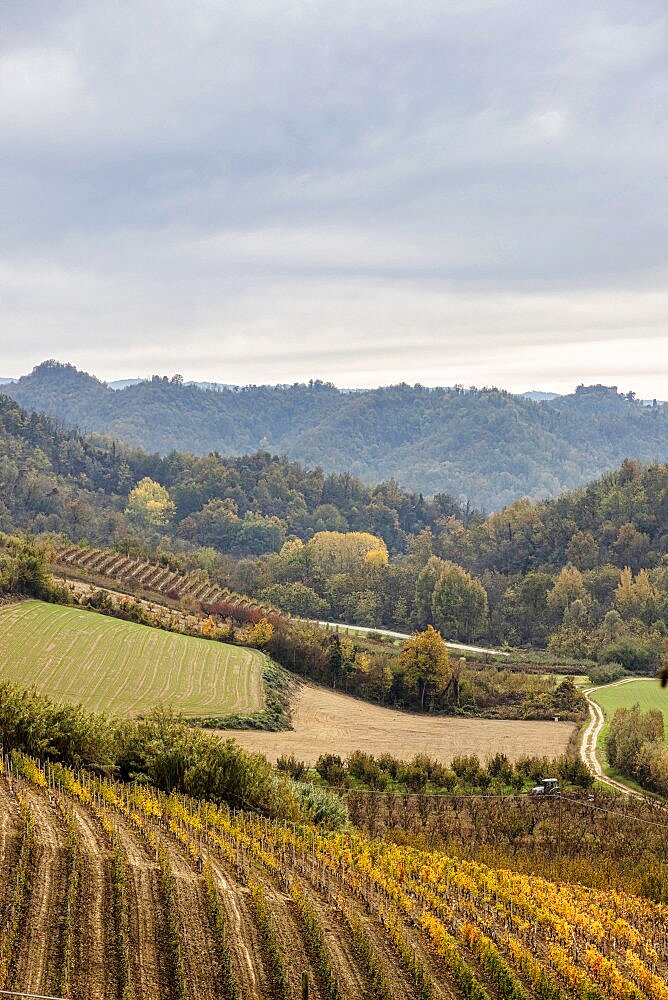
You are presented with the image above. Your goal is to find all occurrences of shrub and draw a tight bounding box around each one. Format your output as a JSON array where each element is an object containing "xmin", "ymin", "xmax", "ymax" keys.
[
  {"xmin": 347, "ymin": 750, "xmax": 388, "ymax": 789},
  {"xmin": 599, "ymin": 638, "xmax": 663, "ymax": 674},
  {"xmin": 315, "ymin": 753, "xmax": 347, "ymax": 786},
  {"xmin": 450, "ymin": 754, "xmax": 482, "ymax": 785},
  {"xmin": 296, "ymin": 783, "xmax": 348, "ymax": 830},
  {"xmin": 587, "ymin": 662, "xmax": 625, "ymax": 685},
  {"xmin": 275, "ymin": 754, "xmax": 307, "ymax": 781},
  {"xmin": 487, "ymin": 752, "xmax": 513, "ymax": 783}
]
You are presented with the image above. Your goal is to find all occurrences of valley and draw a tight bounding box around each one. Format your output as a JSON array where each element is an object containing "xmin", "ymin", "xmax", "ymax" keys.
[{"xmin": 3, "ymin": 5, "xmax": 666, "ymax": 997}]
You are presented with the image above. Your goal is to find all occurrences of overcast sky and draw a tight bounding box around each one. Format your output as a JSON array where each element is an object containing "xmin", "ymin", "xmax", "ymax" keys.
[{"xmin": 1, "ymin": 1, "xmax": 666, "ymax": 395}]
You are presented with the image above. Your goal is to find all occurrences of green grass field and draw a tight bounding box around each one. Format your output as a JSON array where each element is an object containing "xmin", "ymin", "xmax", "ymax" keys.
[
  {"xmin": 0, "ymin": 600, "xmax": 265, "ymax": 718},
  {"xmin": 591, "ymin": 678, "xmax": 668, "ymax": 740}
]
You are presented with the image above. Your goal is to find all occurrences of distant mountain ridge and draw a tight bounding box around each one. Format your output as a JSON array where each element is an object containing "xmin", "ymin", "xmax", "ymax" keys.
[{"xmin": 3, "ymin": 360, "xmax": 668, "ymax": 511}]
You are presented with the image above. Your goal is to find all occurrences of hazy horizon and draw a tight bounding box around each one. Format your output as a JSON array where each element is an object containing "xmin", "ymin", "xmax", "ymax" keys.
[{"xmin": 3, "ymin": 358, "xmax": 665, "ymax": 402}]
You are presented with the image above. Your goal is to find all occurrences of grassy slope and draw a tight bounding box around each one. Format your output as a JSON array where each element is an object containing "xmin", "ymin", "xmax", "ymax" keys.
[
  {"xmin": 591, "ymin": 678, "xmax": 667, "ymax": 739},
  {"xmin": 0, "ymin": 600, "xmax": 265, "ymax": 717},
  {"xmin": 589, "ymin": 678, "xmax": 667, "ymax": 795}
]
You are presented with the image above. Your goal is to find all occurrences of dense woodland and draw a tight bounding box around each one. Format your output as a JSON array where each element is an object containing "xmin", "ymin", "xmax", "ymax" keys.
[
  {"xmin": 1, "ymin": 389, "xmax": 666, "ymax": 669},
  {"xmin": 5, "ymin": 359, "xmax": 668, "ymax": 509}
]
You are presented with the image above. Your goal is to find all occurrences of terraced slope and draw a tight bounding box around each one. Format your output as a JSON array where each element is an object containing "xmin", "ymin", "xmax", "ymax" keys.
[
  {"xmin": 4, "ymin": 752, "xmax": 668, "ymax": 1000},
  {"xmin": 0, "ymin": 601, "xmax": 264, "ymax": 717},
  {"xmin": 55, "ymin": 544, "xmax": 228, "ymax": 605}
]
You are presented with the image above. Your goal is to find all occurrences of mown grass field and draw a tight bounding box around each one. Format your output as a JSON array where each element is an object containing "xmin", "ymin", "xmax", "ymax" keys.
[
  {"xmin": 0, "ymin": 600, "xmax": 265, "ymax": 717},
  {"xmin": 590, "ymin": 678, "xmax": 668, "ymax": 740}
]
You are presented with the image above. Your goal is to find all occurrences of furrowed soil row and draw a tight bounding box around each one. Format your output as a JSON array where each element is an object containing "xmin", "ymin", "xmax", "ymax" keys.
[
  {"xmin": 0, "ymin": 778, "xmax": 22, "ymax": 916},
  {"xmin": 208, "ymin": 858, "xmax": 271, "ymax": 998},
  {"xmin": 69, "ymin": 801, "xmax": 119, "ymax": 1000},
  {"xmin": 260, "ymin": 881, "xmax": 328, "ymax": 1000},
  {"xmin": 13, "ymin": 786, "xmax": 69, "ymax": 996},
  {"xmin": 7, "ymin": 756, "xmax": 668, "ymax": 1000},
  {"xmin": 110, "ymin": 815, "xmax": 171, "ymax": 1000},
  {"xmin": 156, "ymin": 837, "xmax": 226, "ymax": 1000}
]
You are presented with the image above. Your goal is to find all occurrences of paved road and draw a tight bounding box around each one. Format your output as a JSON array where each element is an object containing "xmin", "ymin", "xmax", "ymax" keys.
[
  {"xmin": 315, "ymin": 620, "xmax": 510, "ymax": 657},
  {"xmin": 580, "ymin": 677, "xmax": 653, "ymax": 798}
]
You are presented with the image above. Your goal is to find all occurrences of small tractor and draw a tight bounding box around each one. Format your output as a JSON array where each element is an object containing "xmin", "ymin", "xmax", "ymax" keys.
[{"xmin": 530, "ymin": 777, "xmax": 560, "ymax": 797}]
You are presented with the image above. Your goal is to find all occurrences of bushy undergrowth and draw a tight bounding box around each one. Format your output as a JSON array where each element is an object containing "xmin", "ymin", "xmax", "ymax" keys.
[
  {"xmin": 295, "ymin": 781, "xmax": 349, "ymax": 828},
  {"xmin": 607, "ymin": 703, "xmax": 668, "ymax": 796},
  {"xmin": 0, "ymin": 533, "xmax": 66, "ymax": 603},
  {"xmin": 0, "ymin": 681, "xmax": 346, "ymax": 828},
  {"xmin": 587, "ymin": 662, "xmax": 626, "ymax": 685}
]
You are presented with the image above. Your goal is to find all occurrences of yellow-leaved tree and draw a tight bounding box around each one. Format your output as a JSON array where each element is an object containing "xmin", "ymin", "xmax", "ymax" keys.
[
  {"xmin": 614, "ymin": 567, "xmax": 658, "ymax": 623},
  {"xmin": 125, "ymin": 477, "xmax": 176, "ymax": 530},
  {"xmin": 250, "ymin": 618, "xmax": 274, "ymax": 648},
  {"xmin": 400, "ymin": 625, "xmax": 450, "ymax": 711},
  {"xmin": 305, "ymin": 531, "xmax": 388, "ymax": 576}
]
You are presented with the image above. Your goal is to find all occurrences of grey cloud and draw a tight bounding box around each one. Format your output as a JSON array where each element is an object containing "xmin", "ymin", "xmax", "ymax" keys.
[{"xmin": 0, "ymin": 1, "xmax": 666, "ymax": 393}]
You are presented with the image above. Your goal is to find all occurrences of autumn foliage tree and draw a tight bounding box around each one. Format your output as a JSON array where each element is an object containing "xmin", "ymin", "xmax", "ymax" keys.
[
  {"xmin": 400, "ymin": 625, "xmax": 450, "ymax": 710},
  {"xmin": 305, "ymin": 531, "xmax": 389, "ymax": 576},
  {"xmin": 125, "ymin": 477, "xmax": 176, "ymax": 529}
]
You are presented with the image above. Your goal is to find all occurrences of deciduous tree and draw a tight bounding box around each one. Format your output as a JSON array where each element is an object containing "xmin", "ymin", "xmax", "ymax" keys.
[{"xmin": 400, "ymin": 625, "xmax": 450, "ymax": 710}]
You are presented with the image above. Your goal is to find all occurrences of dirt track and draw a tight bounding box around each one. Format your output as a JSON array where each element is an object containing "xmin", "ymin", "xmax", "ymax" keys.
[
  {"xmin": 225, "ymin": 682, "xmax": 576, "ymax": 764},
  {"xmin": 70, "ymin": 802, "xmax": 118, "ymax": 999},
  {"xmin": 580, "ymin": 678, "xmax": 652, "ymax": 798},
  {"xmin": 15, "ymin": 787, "xmax": 68, "ymax": 996}
]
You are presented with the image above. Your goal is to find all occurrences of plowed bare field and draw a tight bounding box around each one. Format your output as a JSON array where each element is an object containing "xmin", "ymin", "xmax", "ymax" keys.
[
  {"xmin": 0, "ymin": 599, "xmax": 264, "ymax": 717},
  {"xmin": 226, "ymin": 681, "xmax": 576, "ymax": 763}
]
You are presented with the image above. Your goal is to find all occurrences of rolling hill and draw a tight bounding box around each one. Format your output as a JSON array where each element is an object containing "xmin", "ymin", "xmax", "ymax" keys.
[
  {"xmin": 4, "ymin": 754, "xmax": 668, "ymax": 1000},
  {"xmin": 5, "ymin": 360, "xmax": 668, "ymax": 509}
]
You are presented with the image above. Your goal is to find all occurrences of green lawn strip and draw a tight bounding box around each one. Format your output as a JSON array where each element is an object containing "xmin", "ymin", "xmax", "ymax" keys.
[
  {"xmin": 0, "ymin": 600, "xmax": 265, "ymax": 718},
  {"xmin": 590, "ymin": 679, "xmax": 667, "ymax": 726},
  {"xmin": 589, "ymin": 679, "xmax": 667, "ymax": 795},
  {"xmin": 591, "ymin": 679, "xmax": 666, "ymax": 741}
]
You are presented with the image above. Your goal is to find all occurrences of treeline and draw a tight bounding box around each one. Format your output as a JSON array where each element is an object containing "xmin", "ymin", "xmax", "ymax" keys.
[
  {"xmin": 3, "ymin": 532, "xmax": 581, "ymax": 720},
  {"xmin": 267, "ymin": 622, "xmax": 585, "ymax": 718},
  {"xmin": 278, "ymin": 748, "xmax": 592, "ymax": 794},
  {"xmin": 5, "ymin": 360, "xmax": 668, "ymax": 509},
  {"xmin": 607, "ymin": 704, "xmax": 668, "ymax": 797},
  {"xmin": 226, "ymin": 461, "xmax": 668, "ymax": 665},
  {"xmin": 0, "ymin": 391, "xmax": 462, "ymax": 556},
  {"xmin": 0, "ymin": 682, "xmax": 346, "ymax": 828}
]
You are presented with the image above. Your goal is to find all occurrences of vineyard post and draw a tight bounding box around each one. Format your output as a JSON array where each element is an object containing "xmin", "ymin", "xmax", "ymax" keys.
[
  {"xmin": 557, "ymin": 794, "xmax": 562, "ymax": 877},
  {"xmin": 301, "ymin": 971, "xmax": 309, "ymax": 999}
]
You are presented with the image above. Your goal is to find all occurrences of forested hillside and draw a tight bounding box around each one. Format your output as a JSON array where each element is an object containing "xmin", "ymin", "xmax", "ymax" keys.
[
  {"xmin": 211, "ymin": 460, "xmax": 668, "ymax": 665},
  {"xmin": 1, "ymin": 390, "xmax": 666, "ymax": 663},
  {"xmin": 0, "ymin": 392, "xmax": 456, "ymax": 551},
  {"xmin": 6, "ymin": 361, "xmax": 668, "ymax": 509}
]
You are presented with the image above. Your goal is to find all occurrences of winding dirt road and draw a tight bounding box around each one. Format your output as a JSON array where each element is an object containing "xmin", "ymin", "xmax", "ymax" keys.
[{"xmin": 580, "ymin": 677, "xmax": 652, "ymax": 798}]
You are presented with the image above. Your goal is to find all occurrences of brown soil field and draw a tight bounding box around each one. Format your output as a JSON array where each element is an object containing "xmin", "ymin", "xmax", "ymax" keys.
[{"xmin": 225, "ymin": 682, "xmax": 576, "ymax": 764}]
